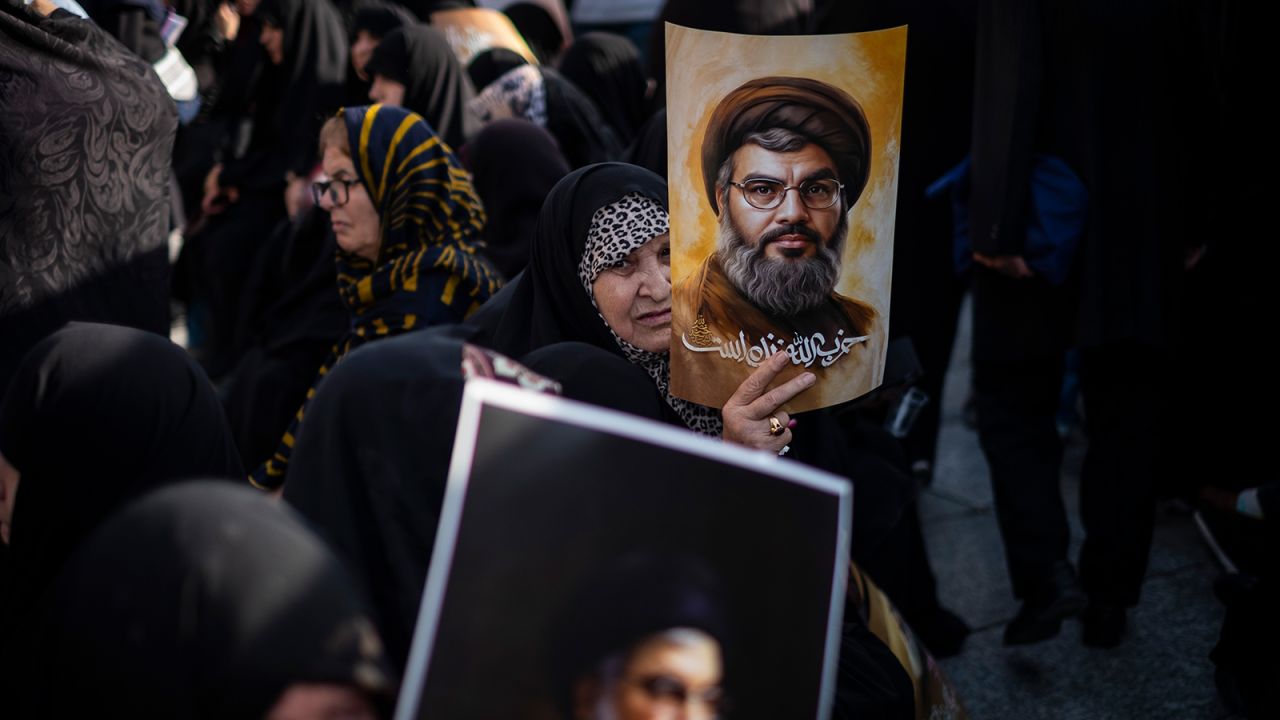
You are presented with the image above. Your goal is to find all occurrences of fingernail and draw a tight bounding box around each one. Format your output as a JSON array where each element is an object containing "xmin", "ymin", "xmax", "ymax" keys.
[
  {"xmin": 788, "ymin": 419, "xmax": 798, "ymax": 429},
  {"xmin": 802, "ymin": 373, "xmax": 816, "ymax": 385}
]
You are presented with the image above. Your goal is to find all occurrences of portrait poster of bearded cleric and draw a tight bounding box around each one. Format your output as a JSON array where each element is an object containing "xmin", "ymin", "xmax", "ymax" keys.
[{"xmin": 666, "ymin": 24, "xmax": 906, "ymax": 412}]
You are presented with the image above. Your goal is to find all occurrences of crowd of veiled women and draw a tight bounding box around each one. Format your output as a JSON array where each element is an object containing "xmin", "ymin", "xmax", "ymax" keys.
[{"xmin": 3, "ymin": 0, "xmax": 1276, "ymax": 718}]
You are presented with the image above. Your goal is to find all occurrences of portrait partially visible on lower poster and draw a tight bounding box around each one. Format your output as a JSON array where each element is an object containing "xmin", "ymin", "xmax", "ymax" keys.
[
  {"xmin": 667, "ymin": 24, "xmax": 906, "ymax": 412},
  {"xmin": 396, "ymin": 382, "xmax": 851, "ymax": 720}
]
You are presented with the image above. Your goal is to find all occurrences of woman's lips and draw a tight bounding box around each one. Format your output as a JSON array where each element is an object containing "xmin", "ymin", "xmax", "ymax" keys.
[{"xmin": 636, "ymin": 309, "xmax": 671, "ymax": 327}]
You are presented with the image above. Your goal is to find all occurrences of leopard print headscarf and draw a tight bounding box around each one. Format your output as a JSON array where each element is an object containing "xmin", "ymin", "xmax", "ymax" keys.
[{"xmin": 577, "ymin": 193, "xmax": 724, "ymax": 437}]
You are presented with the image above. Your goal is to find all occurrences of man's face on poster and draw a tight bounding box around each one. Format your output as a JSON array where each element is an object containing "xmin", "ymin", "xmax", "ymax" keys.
[{"xmin": 715, "ymin": 138, "xmax": 849, "ymax": 317}]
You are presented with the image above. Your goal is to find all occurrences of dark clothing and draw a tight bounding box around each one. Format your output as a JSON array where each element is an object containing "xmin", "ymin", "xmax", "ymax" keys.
[
  {"xmin": 833, "ymin": 616, "xmax": 916, "ymax": 720},
  {"xmin": 171, "ymin": 0, "xmax": 223, "ymax": 93},
  {"xmin": 557, "ymin": 31, "xmax": 650, "ymax": 145},
  {"xmin": 44, "ymin": 482, "xmax": 394, "ymax": 718},
  {"xmin": 184, "ymin": 194, "xmax": 288, "ymax": 378},
  {"xmin": 283, "ymin": 331, "xmax": 559, "ymax": 672},
  {"xmin": 540, "ymin": 66, "xmax": 623, "ymax": 168},
  {"xmin": 221, "ymin": 208, "xmax": 348, "ymax": 469},
  {"xmin": 282, "ymin": 333, "xmax": 464, "ymax": 672},
  {"xmin": 976, "ymin": 331, "xmax": 1165, "ymax": 605},
  {"xmin": 968, "ymin": 0, "xmax": 1197, "ymax": 606},
  {"xmin": 0, "ymin": 323, "xmax": 242, "ymax": 714},
  {"xmin": 504, "ymin": 1, "xmax": 563, "ymax": 63},
  {"xmin": 647, "ymin": 0, "xmax": 814, "ymax": 100},
  {"xmin": 0, "ymin": 3, "xmax": 176, "ymax": 388},
  {"xmin": 969, "ymin": 0, "xmax": 1196, "ymax": 350},
  {"xmin": 626, "ymin": 107, "xmax": 668, "ymax": 179},
  {"xmin": 521, "ymin": 341, "xmax": 669, "ymax": 420},
  {"xmin": 184, "ymin": 0, "xmax": 347, "ymax": 376},
  {"xmin": 79, "ymin": 0, "xmax": 166, "ymax": 62},
  {"xmin": 0, "ymin": 323, "xmax": 243, "ymax": 607},
  {"xmin": 462, "ymin": 118, "xmax": 570, "ymax": 280},
  {"xmin": 233, "ymin": 0, "xmax": 348, "ymax": 186},
  {"xmin": 974, "ymin": 272, "xmax": 1167, "ymax": 605},
  {"xmin": 1076, "ymin": 343, "xmax": 1165, "ymax": 606},
  {"xmin": 363, "ymin": 23, "xmax": 481, "ymax": 151}
]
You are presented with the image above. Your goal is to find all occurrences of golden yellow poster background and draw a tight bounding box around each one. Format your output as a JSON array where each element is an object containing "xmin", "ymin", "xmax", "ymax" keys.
[{"xmin": 666, "ymin": 23, "xmax": 907, "ymax": 410}]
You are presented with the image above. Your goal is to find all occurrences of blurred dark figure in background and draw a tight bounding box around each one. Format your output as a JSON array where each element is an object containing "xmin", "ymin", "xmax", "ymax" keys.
[
  {"xmin": 647, "ymin": 0, "xmax": 814, "ymax": 103},
  {"xmin": 343, "ymin": 0, "xmax": 415, "ymax": 104},
  {"xmin": 364, "ymin": 22, "xmax": 481, "ymax": 151},
  {"xmin": 558, "ymin": 31, "xmax": 652, "ymax": 146},
  {"xmin": 967, "ymin": 0, "xmax": 1202, "ymax": 648},
  {"xmin": 505, "ymin": 1, "xmax": 565, "ymax": 63},
  {"xmin": 462, "ymin": 118, "xmax": 571, "ymax": 280},
  {"xmin": 180, "ymin": 0, "xmax": 347, "ymax": 378},
  {"xmin": 1179, "ymin": 3, "xmax": 1280, "ymax": 716}
]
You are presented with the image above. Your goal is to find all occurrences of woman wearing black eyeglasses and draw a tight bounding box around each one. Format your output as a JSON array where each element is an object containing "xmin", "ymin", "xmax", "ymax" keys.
[{"xmin": 248, "ymin": 103, "xmax": 503, "ymax": 491}]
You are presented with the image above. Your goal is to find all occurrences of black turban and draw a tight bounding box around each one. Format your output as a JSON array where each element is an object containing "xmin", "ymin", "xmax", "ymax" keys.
[
  {"xmin": 549, "ymin": 554, "xmax": 731, "ymax": 713},
  {"xmin": 701, "ymin": 76, "xmax": 871, "ymax": 214}
]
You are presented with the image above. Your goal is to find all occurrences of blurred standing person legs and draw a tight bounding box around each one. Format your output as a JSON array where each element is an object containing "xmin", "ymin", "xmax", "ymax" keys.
[{"xmin": 969, "ymin": 0, "xmax": 1197, "ymax": 647}]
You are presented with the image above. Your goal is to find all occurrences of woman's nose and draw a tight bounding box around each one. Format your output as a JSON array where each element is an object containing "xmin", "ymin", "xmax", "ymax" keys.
[{"xmin": 637, "ymin": 262, "xmax": 671, "ymax": 301}]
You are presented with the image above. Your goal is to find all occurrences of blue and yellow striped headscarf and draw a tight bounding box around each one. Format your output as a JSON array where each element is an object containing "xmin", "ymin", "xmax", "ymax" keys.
[{"xmin": 251, "ymin": 104, "xmax": 503, "ymax": 489}]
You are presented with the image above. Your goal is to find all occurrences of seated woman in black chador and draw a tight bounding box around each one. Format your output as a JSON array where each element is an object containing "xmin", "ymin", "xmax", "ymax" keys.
[
  {"xmin": 0, "ymin": 322, "xmax": 243, "ymax": 715},
  {"xmin": 43, "ymin": 482, "xmax": 395, "ymax": 718}
]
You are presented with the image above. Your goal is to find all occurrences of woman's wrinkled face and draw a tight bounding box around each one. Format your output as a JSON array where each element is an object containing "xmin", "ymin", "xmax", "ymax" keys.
[
  {"xmin": 592, "ymin": 233, "xmax": 672, "ymax": 353},
  {"xmin": 319, "ymin": 146, "xmax": 381, "ymax": 262},
  {"xmin": 368, "ymin": 75, "xmax": 406, "ymax": 106},
  {"xmin": 350, "ymin": 31, "xmax": 379, "ymax": 81},
  {"xmin": 0, "ymin": 449, "xmax": 20, "ymax": 545},
  {"xmin": 260, "ymin": 22, "xmax": 284, "ymax": 65}
]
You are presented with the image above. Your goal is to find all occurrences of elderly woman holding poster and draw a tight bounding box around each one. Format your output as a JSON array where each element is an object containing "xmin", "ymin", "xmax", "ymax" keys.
[{"xmin": 468, "ymin": 160, "xmax": 920, "ymax": 718}]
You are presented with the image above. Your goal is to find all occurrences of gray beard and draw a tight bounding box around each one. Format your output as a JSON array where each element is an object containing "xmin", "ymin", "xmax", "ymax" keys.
[{"xmin": 715, "ymin": 213, "xmax": 847, "ymax": 317}]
